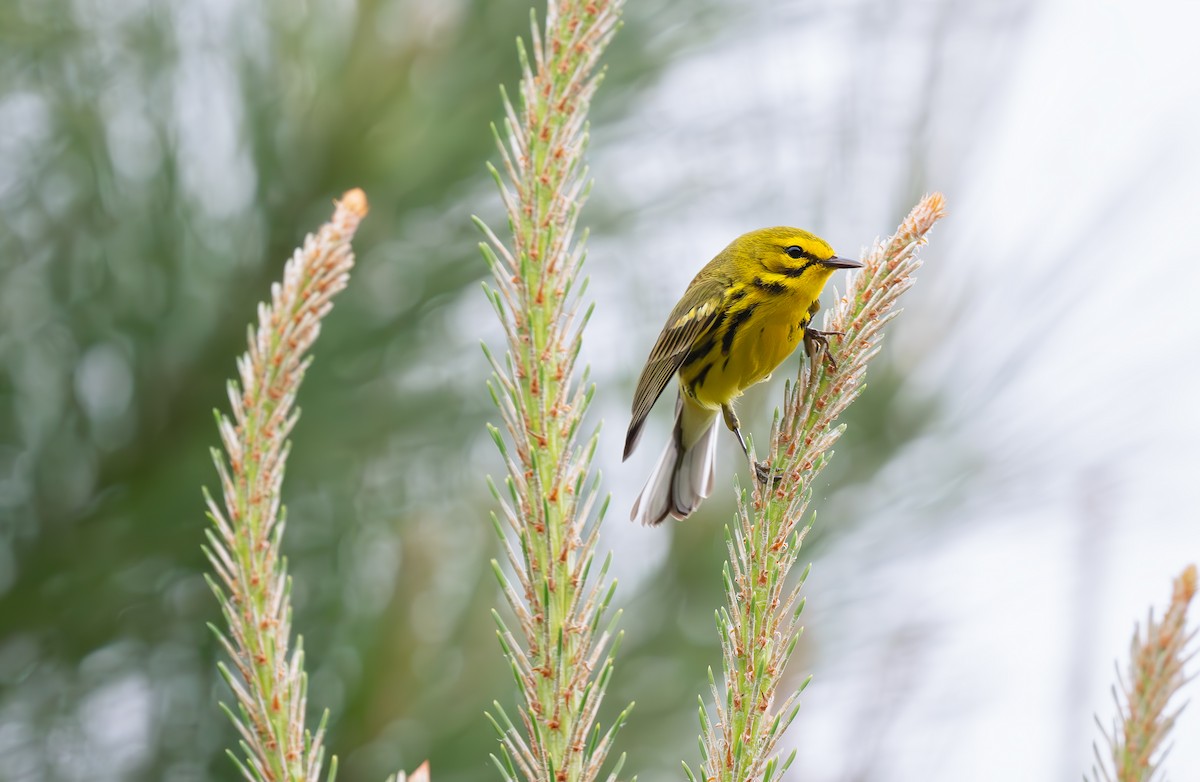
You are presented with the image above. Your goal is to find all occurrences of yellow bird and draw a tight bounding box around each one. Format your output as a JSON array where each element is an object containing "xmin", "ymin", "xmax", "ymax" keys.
[{"xmin": 624, "ymin": 227, "xmax": 861, "ymax": 525}]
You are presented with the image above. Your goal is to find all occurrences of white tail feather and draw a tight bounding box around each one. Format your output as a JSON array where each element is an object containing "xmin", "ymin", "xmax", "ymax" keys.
[{"xmin": 630, "ymin": 395, "xmax": 718, "ymax": 526}]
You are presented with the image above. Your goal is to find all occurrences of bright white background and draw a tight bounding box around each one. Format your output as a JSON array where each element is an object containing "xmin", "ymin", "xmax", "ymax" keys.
[{"xmin": 583, "ymin": 0, "xmax": 1200, "ymax": 779}]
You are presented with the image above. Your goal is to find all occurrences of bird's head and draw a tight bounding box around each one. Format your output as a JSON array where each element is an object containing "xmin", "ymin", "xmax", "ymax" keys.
[{"xmin": 732, "ymin": 226, "xmax": 862, "ymax": 279}]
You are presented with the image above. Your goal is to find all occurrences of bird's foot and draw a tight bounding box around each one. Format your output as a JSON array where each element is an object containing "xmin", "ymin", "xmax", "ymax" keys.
[
  {"xmin": 754, "ymin": 460, "xmax": 782, "ymax": 486},
  {"xmin": 804, "ymin": 327, "xmax": 845, "ymax": 372}
]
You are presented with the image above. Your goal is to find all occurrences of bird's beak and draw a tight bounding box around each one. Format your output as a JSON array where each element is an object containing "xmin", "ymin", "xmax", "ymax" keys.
[{"xmin": 820, "ymin": 256, "xmax": 863, "ymax": 269}]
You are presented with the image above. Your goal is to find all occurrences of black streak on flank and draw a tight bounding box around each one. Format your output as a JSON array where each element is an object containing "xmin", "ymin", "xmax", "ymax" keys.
[
  {"xmin": 691, "ymin": 361, "xmax": 713, "ymax": 389},
  {"xmin": 682, "ymin": 337, "xmax": 717, "ymax": 367},
  {"xmin": 751, "ymin": 277, "xmax": 789, "ymax": 295},
  {"xmin": 721, "ymin": 305, "xmax": 756, "ymax": 355}
]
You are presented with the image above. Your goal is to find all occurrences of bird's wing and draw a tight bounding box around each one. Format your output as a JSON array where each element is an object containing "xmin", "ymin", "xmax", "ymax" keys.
[{"xmin": 624, "ymin": 276, "xmax": 727, "ymax": 460}]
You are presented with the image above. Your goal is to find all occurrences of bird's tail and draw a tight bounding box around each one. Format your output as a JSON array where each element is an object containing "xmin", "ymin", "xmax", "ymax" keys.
[{"xmin": 630, "ymin": 394, "xmax": 718, "ymax": 525}]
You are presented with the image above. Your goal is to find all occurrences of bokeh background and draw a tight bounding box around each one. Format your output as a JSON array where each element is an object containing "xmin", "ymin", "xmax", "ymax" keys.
[{"xmin": 2, "ymin": 0, "xmax": 1198, "ymax": 780}]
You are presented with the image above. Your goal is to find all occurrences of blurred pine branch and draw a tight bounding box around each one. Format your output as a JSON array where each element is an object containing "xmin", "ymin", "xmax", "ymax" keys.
[
  {"xmin": 1092, "ymin": 564, "xmax": 1198, "ymax": 782},
  {"xmin": 204, "ymin": 190, "xmax": 368, "ymax": 782}
]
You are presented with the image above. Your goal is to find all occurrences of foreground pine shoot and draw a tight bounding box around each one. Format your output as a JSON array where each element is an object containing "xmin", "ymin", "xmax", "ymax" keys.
[
  {"xmin": 689, "ymin": 194, "xmax": 947, "ymax": 782},
  {"xmin": 385, "ymin": 761, "xmax": 432, "ymax": 782},
  {"xmin": 477, "ymin": 3, "xmax": 630, "ymax": 782},
  {"xmin": 203, "ymin": 190, "xmax": 368, "ymax": 782},
  {"xmin": 1093, "ymin": 564, "xmax": 1198, "ymax": 782}
]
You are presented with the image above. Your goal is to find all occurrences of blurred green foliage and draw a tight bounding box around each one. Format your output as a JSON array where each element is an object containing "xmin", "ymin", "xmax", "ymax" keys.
[{"xmin": 0, "ymin": 1, "xmax": 744, "ymax": 780}]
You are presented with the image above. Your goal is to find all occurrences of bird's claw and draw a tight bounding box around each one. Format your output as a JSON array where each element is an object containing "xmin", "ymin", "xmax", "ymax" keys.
[
  {"xmin": 804, "ymin": 327, "xmax": 844, "ymax": 372},
  {"xmin": 754, "ymin": 460, "xmax": 782, "ymax": 486}
]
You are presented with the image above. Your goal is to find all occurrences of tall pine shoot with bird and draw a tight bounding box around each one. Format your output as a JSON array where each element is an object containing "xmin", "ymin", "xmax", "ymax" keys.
[{"xmin": 624, "ymin": 227, "xmax": 861, "ymax": 525}]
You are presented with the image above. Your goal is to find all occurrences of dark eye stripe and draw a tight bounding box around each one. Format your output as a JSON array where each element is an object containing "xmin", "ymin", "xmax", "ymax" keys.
[{"xmin": 783, "ymin": 260, "xmax": 818, "ymax": 278}]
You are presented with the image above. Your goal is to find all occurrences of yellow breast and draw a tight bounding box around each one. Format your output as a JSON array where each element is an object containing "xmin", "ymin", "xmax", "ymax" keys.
[{"xmin": 682, "ymin": 294, "xmax": 813, "ymax": 409}]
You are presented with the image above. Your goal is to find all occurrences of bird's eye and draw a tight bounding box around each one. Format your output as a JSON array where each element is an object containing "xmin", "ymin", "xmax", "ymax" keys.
[{"xmin": 785, "ymin": 246, "xmax": 805, "ymax": 260}]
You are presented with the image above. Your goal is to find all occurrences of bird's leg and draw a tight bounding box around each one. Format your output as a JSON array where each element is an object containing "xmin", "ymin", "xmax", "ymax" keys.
[
  {"xmin": 722, "ymin": 403, "xmax": 778, "ymax": 485},
  {"xmin": 722, "ymin": 403, "xmax": 749, "ymax": 455},
  {"xmin": 804, "ymin": 326, "xmax": 845, "ymax": 372}
]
